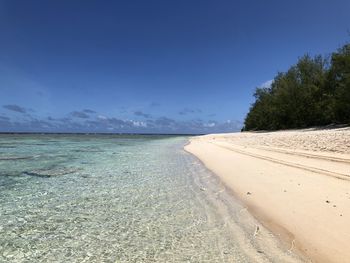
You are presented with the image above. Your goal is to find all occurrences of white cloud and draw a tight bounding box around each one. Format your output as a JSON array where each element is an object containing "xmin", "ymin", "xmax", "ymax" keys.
[
  {"xmin": 131, "ymin": 120, "xmax": 147, "ymax": 127},
  {"xmin": 97, "ymin": 115, "xmax": 108, "ymax": 120},
  {"xmin": 204, "ymin": 122, "xmax": 216, "ymax": 127}
]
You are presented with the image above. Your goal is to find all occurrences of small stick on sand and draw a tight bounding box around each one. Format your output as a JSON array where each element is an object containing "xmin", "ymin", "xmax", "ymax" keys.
[
  {"xmin": 254, "ymin": 224, "xmax": 260, "ymax": 238},
  {"xmin": 288, "ymin": 239, "xmax": 296, "ymax": 253}
]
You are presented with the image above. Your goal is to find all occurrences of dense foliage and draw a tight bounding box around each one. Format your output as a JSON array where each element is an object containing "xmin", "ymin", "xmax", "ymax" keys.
[{"xmin": 243, "ymin": 43, "xmax": 350, "ymax": 131}]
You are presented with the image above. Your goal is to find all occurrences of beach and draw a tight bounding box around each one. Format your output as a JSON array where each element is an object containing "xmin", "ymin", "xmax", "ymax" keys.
[
  {"xmin": 0, "ymin": 134, "xmax": 303, "ymax": 262},
  {"xmin": 185, "ymin": 127, "xmax": 350, "ymax": 263}
]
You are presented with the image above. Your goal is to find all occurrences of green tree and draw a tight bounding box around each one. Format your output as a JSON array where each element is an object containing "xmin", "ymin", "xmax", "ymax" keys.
[
  {"xmin": 244, "ymin": 54, "xmax": 329, "ymax": 130},
  {"xmin": 327, "ymin": 44, "xmax": 350, "ymax": 123},
  {"xmin": 243, "ymin": 42, "xmax": 350, "ymax": 131},
  {"xmin": 244, "ymin": 87, "xmax": 274, "ymax": 130}
]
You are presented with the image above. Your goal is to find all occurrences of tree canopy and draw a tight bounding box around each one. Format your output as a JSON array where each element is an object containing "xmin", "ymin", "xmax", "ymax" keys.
[{"xmin": 243, "ymin": 43, "xmax": 350, "ymax": 131}]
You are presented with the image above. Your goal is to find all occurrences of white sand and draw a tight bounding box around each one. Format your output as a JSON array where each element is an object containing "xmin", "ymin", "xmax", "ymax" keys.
[{"xmin": 185, "ymin": 127, "xmax": 350, "ymax": 263}]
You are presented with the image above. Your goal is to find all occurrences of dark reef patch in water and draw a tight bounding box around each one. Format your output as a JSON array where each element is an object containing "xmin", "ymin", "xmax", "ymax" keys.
[
  {"xmin": 80, "ymin": 161, "xmax": 93, "ymax": 164},
  {"xmin": 0, "ymin": 145, "xmax": 17, "ymax": 149},
  {"xmin": 72, "ymin": 148, "xmax": 104, "ymax": 153},
  {"xmin": 0, "ymin": 156, "xmax": 34, "ymax": 161},
  {"xmin": 23, "ymin": 167, "xmax": 81, "ymax": 177},
  {"xmin": 0, "ymin": 171, "xmax": 22, "ymax": 177}
]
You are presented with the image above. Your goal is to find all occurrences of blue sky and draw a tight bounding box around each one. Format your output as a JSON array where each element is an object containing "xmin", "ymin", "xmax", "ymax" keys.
[{"xmin": 0, "ymin": 0, "xmax": 349, "ymax": 133}]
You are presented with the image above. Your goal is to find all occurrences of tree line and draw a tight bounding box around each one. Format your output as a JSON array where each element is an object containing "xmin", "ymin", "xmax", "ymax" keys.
[{"xmin": 243, "ymin": 42, "xmax": 350, "ymax": 131}]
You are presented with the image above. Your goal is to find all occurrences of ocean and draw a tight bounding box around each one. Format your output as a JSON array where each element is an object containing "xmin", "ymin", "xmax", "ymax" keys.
[{"xmin": 0, "ymin": 134, "xmax": 300, "ymax": 262}]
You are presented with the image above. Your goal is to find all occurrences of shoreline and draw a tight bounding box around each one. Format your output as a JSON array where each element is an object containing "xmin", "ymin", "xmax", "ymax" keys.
[{"xmin": 185, "ymin": 128, "xmax": 350, "ymax": 263}]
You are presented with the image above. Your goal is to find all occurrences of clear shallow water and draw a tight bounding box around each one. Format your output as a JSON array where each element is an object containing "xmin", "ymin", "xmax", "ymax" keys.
[{"xmin": 0, "ymin": 135, "xmax": 302, "ymax": 262}]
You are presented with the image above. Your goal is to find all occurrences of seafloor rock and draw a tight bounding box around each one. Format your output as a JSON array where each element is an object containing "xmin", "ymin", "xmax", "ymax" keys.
[
  {"xmin": 24, "ymin": 167, "xmax": 81, "ymax": 177},
  {"xmin": 72, "ymin": 148, "xmax": 104, "ymax": 153}
]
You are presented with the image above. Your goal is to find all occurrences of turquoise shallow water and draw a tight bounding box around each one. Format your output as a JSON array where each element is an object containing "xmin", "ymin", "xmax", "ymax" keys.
[{"xmin": 0, "ymin": 135, "xmax": 302, "ymax": 262}]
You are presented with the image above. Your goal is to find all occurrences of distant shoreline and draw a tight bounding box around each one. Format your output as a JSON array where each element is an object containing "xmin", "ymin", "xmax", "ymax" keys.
[
  {"xmin": 0, "ymin": 132, "xmax": 202, "ymax": 136},
  {"xmin": 185, "ymin": 127, "xmax": 350, "ymax": 262}
]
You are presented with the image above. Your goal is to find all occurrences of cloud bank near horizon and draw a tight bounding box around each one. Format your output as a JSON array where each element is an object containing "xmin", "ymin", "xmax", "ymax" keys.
[{"xmin": 0, "ymin": 104, "xmax": 242, "ymax": 134}]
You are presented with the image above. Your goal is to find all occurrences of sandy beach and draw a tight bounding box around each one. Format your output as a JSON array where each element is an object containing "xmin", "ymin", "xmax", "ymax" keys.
[{"xmin": 185, "ymin": 127, "xmax": 350, "ymax": 263}]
